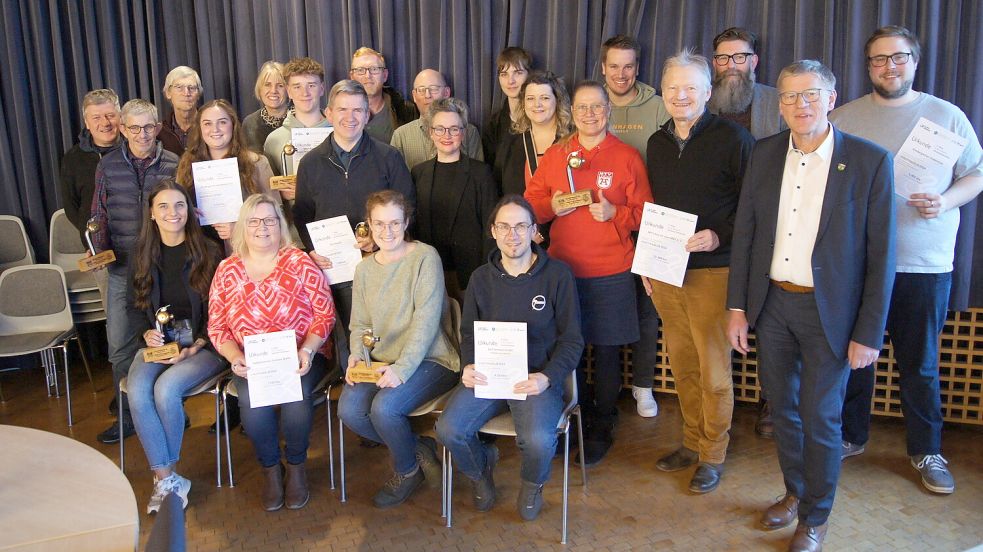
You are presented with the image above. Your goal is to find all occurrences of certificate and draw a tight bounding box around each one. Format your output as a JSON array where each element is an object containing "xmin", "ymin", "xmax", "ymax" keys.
[
  {"xmin": 306, "ymin": 216, "xmax": 362, "ymax": 285},
  {"xmin": 631, "ymin": 202, "xmax": 698, "ymax": 287},
  {"xmin": 243, "ymin": 330, "xmax": 303, "ymax": 408},
  {"xmin": 893, "ymin": 117, "xmax": 968, "ymax": 199},
  {"xmin": 474, "ymin": 321, "xmax": 528, "ymax": 401},
  {"xmin": 192, "ymin": 157, "xmax": 243, "ymax": 225},
  {"xmin": 291, "ymin": 127, "xmax": 333, "ymax": 169}
]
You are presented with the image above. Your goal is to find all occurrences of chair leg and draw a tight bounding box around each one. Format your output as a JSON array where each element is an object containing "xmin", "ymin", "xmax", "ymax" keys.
[
  {"xmin": 119, "ymin": 385, "xmax": 125, "ymax": 470},
  {"xmin": 562, "ymin": 425, "xmax": 570, "ymax": 544},
  {"xmin": 326, "ymin": 388, "xmax": 336, "ymax": 491},
  {"xmin": 41, "ymin": 350, "xmax": 52, "ymax": 397},
  {"xmin": 445, "ymin": 450, "xmax": 453, "ymax": 528},
  {"xmin": 222, "ymin": 391, "xmax": 235, "ymax": 487},
  {"xmin": 214, "ymin": 386, "xmax": 222, "ymax": 488},
  {"xmin": 73, "ymin": 336, "xmax": 95, "ymax": 392},
  {"xmin": 61, "ymin": 345, "xmax": 72, "ymax": 427},
  {"xmin": 441, "ymin": 446, "xmax": 447, "ymax": 519},
  {"xmin": 48, "ymin": 349, "xmax": 60, "ymax": 398},
  {"xmin": 576, "ymin": 408, "xmax": 587, "ymax": 488},
  {"xmin": 339, "ymin": 416, "xmax": 347, "ymax": 503}
]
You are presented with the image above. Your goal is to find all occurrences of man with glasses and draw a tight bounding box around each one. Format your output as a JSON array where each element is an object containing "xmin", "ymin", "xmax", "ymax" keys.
[
  {"xmin": 709, "ymin": 27, "xmax": 786, "ymax": 140},
  {"xmin": 293, "ymin": 80, "xmax": 413, "ymax": 365},
  {"xmin": 644, "ymin": 50, "xmax": 753, "ymax": 494},
  {"xmin": 830, "ymin": 25, "xmax": 983, "ymax": 495},
  {"xmin": 599, "ymin": 34, "xmax": 668, "ymax": 420},
  {"xmin": 390, "ymin": 68, "xmax": 483, "ymax": 169},
  {"xmin": 159, "ymin": 66, "xmax": 203, "ymax": 155},
  {"xmin": 90, "ymin": 99, "xmax": 179, "ymax": 444},
  {"xmin": 727, "ymin": 60, "xmax": 895, "ymax": 552},
  {"xmin": 350, "ymin": 47, "xmax": 417, "ymax": 143}
]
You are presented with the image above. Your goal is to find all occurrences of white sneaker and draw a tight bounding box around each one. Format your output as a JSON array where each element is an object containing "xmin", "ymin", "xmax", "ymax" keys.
[
  {"xmin": 632, "ymin": 385, "xmax": 659, "ymax": 418},
  {"xmin": 147, "ymin": 473, "xmax": 191, "ymax": 514}
]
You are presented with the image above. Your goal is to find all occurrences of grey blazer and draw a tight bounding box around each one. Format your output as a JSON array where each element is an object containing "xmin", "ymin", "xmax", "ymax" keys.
[
  {"xmin": 727, "ymin": 127, "xmax": 896, "ymax": 354},
  {"xmin": 749, "ymin": 84, "xmax": 787, "ymax": 140}
]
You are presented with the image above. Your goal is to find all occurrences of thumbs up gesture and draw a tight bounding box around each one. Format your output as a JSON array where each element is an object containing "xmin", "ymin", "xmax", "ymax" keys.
[{"xmin": 589, "ymin": 189, "xmax": 615, "ymax": 222}]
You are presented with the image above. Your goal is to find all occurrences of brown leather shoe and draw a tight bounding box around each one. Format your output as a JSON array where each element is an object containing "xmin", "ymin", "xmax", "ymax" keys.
[
  {"xmin": 262, "ymin": 463, "xmax": 285, "ymax": 511},
  {"xmin": 755, "ymin": 400, "xmax": 774, "ymax": 439},
  {"xmin": 284, "ymin": 462, "xmax": 310, "ymax": 509},
  {"xmin": 788, "ymin": 521, "xmax": 827, "ymax": 552},
  {"xmin": 761, "ymin": 494, "xmax": 799, "ymax": 530}
]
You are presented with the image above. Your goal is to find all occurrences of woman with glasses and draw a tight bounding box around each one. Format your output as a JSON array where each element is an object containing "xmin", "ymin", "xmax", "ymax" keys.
[
  {"xmin": 482, "ymin": 47, "xmax": 532, "ymax": 182},
  {"xmin": 435, "ymin": 195, "xmax": 583, "ymax": 521},
  {"xmin": 337, "ymin": 190, "xmax": 460, "ymax": 509},
  {"xmin": 176, "ymin": 99, "xmax": 278, "ymax": 253},
  {"xmin": 208, "ymin": 194, "xmax": 335, "ymax": 512},
  {"xmin": 126, "ymin": 179, "xmax": 224, "ymax": 515},
  {"xmin": 524, "ymin": 81, "xmax": 652, "ymax": 467},
  {"xmin": 242, "ymin": 61, "xmax": 290, "ymax": 153},
  {"xmin": 160, "ymin": 66, "xmax": 203, "ymax": 155},
  {"xmin": 411, "ymin": 98, "xmax": 498, "ymax": 302}
]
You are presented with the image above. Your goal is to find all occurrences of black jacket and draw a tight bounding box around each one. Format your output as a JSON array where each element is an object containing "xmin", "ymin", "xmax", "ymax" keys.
[
  {"xmin": 59, "ymin": 130, "xmax": 121, "ymax": 237},
  {"xmin": 411, "ymin": 156, "xmax": 498, "ymax": 289}
]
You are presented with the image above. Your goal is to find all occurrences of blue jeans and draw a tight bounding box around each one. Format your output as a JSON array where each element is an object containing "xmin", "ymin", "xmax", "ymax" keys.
[
  {"xmin": 128, "ymin": 348, "xmax": 227, "ymax": 470},
  {"xmin": 842, "ymin": 272, "xmax": 950, "ymax": 455},
  {"xmin": 338, "ymin": 361, "xmax": 458, "ymax": 475},
  {"xmin": 436, "ymin": 381, "xmax": 564, "ymax": 485},
  {"xmin": 107, "ymin": 265, "xmax": 142, "ymax": 421},
  {"xmin": 235, "ymin": 356, "xmax": 327, "ymax": 467}
]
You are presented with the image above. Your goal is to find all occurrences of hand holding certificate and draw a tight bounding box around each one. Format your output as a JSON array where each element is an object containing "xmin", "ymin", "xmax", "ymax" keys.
[
  {"xmin": 474, "ymin": 322, "xmax": 528, "ymax": 400},
  {"xmin": 243, "ymin": 330, "xmax": 304, "ymax": 408},
  {"xmin": 894, "ymin": 117, "xmax": 968, "ymax": 199},
  {"xmin": 306, "ymin": 216, "xmax": 363, "ymax": 285},
  {"xmin": 631, "ymin": 202, "xmax": 698, "ymax": 287},
  {"xmin": 193, "ymin": 157, "xmax": 243, "ymax": 225}
]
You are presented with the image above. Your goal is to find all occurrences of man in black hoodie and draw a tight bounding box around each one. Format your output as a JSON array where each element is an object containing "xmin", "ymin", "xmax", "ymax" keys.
[{"xmin": 436, "ymin": 195, "xmax": 583, "ymax": 522}]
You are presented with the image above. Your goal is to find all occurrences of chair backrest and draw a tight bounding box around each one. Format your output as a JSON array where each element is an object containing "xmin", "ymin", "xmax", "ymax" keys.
[
  {"xmin": 557, "ymin": 370, "xmax": 579, "ymax": 431},
  {"xmin": 0, "ymin": 215, "xmax": 35, "ymax": 274},
  {"xmin": 49, "ymin": 209, "xmax": 88, "ymax": 271},
  {"xmin": 0, "ymin": 264, "xmax": 73, "ymax": 337}
]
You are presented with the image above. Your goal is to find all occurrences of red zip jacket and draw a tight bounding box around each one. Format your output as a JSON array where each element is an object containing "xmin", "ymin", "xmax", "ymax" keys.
[{"xmin": 525, "ymin": 132, "xmax": 652, "ymax": 278}]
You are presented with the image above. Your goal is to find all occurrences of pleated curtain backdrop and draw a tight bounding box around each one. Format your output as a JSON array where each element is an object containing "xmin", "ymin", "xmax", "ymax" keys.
[{"xmin": 1, "ymin": 0, "xmax": 981, "ymax": 306}]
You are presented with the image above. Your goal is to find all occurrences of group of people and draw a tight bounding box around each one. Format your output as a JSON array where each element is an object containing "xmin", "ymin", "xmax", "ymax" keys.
[{"xmin": 56, "ymin": 24, "xmax": 982, "ymax": 552}]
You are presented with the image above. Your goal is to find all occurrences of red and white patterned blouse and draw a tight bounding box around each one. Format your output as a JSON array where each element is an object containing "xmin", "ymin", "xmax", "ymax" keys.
[{"xmin": 208, "ymin": 247, "xmax": 335, "ymax": 356}]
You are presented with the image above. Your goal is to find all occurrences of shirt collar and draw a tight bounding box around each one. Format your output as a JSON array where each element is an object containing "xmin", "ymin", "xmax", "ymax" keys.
[{"xmin": 786, "ymin": 123, "xmax": 835, "ymax": 160}]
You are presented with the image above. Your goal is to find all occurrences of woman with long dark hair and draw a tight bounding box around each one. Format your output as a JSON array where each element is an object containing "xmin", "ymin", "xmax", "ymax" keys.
[{"xmin": 126, "ymin": 178, "xmax": 224, "ymax": 515}]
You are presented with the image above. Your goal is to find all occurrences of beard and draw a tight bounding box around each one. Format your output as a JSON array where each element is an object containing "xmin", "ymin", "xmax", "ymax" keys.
[
  {"xmin": 710, "ymin": 69, "xmax": 756, "ymax": 114},
  {"xmin": 873, "ymin": 77, "xmax": 913, "ymax": 100}
]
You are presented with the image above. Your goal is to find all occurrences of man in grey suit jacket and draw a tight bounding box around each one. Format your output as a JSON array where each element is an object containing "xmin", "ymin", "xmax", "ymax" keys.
[
  {"xmin": 727, "ymin": 60, "xmax": 895, "ymax": 552},
  {"xmin": 709, "ymin": 27, "xmax": 786, "ymax": 140}
]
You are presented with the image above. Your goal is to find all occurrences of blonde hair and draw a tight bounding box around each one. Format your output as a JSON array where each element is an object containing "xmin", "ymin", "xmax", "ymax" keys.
[
  {"xmin": 352, "ymin": 46, "xmax": 386, "ymax": 67},
  {"xmin": 230, "ymin": 193, "xmax": 292, "ymax": 257},
  {"xmin": 253, "ymin": 61, "xmax": 286, "ymax": 101}
]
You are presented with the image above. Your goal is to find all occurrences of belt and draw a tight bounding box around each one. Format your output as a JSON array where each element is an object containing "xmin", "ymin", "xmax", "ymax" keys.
[{"xmin": 770, "ymin": 279, "xmax": 814, "ymax": 293}]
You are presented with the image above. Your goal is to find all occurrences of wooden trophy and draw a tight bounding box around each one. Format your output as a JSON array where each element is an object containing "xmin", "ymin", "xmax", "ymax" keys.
[
  {"xmin": 553, "ymin": 150, "xmax": 592, "ymax": 209},
  {"xmin": 77, "ymin": 217, "xmax": 116, "ymax": 272},
  {"xmin": 348, "ymin": 329, "xmax": 386, "ymax": 383},
  {"xmin": 270, "ymin": 143, "xmax": 298, "ymax": 190},
  {"xmin": 143, "ymin": 306, "xmax": 181, "ymax": 362}
]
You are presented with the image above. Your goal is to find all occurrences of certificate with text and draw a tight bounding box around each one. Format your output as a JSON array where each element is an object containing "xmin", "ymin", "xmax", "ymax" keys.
[
  {"xmin": 192, "ymin": 157, "xmax": 243, "ymax": 225},
  {"xmin": 631, "ymin": 202, "xmax": 697, "ymax": 288},
  {"xmin": 894, "ymin": 117, "xmax": 968, "ymax": 199},
  {"xmin": 474, "ymin": 321, "xmax": 528, "ymax": 401},
  {"xmin": 291, "ymin": 127, "xmax": 334, "ymax": 168},
  {"xmin": 306, "ymin": 216, "xmax": 362, "ymax": 285},
  {"xmin": 244, "ymin": 330, "xmax": 303, "ymax": 408}
]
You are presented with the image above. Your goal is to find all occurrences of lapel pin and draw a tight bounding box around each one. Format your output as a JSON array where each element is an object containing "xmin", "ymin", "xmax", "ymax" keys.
[{"xmin": 837, "ymin": 163, "xmax": 846, "ymax": 171}]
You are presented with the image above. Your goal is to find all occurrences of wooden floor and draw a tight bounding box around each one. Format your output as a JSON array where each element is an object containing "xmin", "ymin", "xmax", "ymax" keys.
[{"xmin": 2, "ymin": 353, "xmax": 982, "ymax": 551}]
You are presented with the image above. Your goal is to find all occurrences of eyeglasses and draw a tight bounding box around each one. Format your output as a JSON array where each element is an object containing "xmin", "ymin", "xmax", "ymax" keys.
[
  {"xmin": 712, "ymin": 52, "xmax": 755, "ymax": 66},
  {"xmin": 125, "ymin": 123, "xmax": 159, "ymax": 135},
  {"xmin": 431, "ymin": 126, "xmax": 463, "ymax": 137},
  {"xmin": 573, "ymin": 103, "xmax": 608, "ymax": 115},
  {"xmin": 867, "ymin": 52, "xmax": 913, "ymax": 67},
  {"xmin": 370, "ymin": 220, "xmax": 404, "ymax": 232},
  {"xmin": 246, "ymin": 217, "xmax": 279, "ymax": 228},
  {"xmin": 351, "ymin": 66, "xmax": 386, "ymax": 76},
  {"xmin": 413, "ymin": 85, "xmax": 446, "ymax": 96},
  {"xmin": 171, "ymin": 84, "xmax": 200, "ymax": 94},
  {"xmin": 778, "ymin": 88, "xmax": 831, "ymax": 105},
  {"xmin": 493, "ymin": 222, "xmax": 533, "ymax": 236}
]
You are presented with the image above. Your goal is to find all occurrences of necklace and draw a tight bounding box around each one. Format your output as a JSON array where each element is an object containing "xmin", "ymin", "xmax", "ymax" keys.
[{"xmin": 259, "ymin": 106, "xmax": 287, "ymax": 128}]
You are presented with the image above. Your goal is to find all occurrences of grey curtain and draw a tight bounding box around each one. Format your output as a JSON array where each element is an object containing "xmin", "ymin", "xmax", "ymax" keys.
[{"xmin": 1, "ymin": 0, "xmax": 981, "ymax": 306}]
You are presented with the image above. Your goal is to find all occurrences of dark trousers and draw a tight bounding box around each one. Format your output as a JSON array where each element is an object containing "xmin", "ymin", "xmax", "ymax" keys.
[
  {"xmin": 330, "ymin": 282, "xmax": 354, "ymax": 367},
  {"xmin": 630, "ymin": 275, "xmax": 659, "ymax": 388},
  {"xmin": 755, "ymin": 285, "xmax": 851, "ymax": 526},
  {"xmin": 841, "ymin": 272, "xmax": 950, "ymax": 455}
]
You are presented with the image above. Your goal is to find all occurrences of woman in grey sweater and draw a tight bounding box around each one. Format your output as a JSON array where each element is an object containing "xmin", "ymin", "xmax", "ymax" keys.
[{"xmin": 337, "ymin": 190, "xmax": 460, "ymax": 509}]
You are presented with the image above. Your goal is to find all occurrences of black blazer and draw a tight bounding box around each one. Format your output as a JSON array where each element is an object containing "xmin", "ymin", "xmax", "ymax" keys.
[
  {"xmin": 727, "ymin": 127, "xmax": 896, "ymax": 354},
  {"xmin": 411, "ymin": 155, "xmax": 498, "ymax": 290}
]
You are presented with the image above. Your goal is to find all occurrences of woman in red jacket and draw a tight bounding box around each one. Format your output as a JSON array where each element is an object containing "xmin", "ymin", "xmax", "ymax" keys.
[{"xmin": 524, "ymin": 80, "xmax": 652, "ymax": 467}]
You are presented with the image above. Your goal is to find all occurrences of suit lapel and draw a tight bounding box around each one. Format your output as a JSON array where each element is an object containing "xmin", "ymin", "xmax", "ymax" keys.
[
  {"xmin": 816, "ymin": 127, "xmax": 848, "ymax": 242},
  {"xmin": 759, "ymin": 134, "xmax": 788, "ymax": 244}
]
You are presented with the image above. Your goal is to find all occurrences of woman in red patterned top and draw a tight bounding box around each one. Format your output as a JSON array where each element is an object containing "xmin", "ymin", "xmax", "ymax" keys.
[{"xmin": 208, "ymin": 193, "xmax": 335, "ymax": 512}]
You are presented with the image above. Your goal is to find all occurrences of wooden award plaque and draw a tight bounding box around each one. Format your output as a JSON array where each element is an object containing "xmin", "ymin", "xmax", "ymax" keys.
[
  {"xmin": 348, "ymin": 361, "xmax": 387, "ymax": 383},
  {"xmin": 270, "ymin": 175, "xmax": 297, "ymax": 190},
  {"xmin": 143, "ymin": 342, "xmax": 180, "ymax": 362},
  {"xmin": 78, "ymin": 250, "xmax": 116, "ymax": 272},
  {"xmin": 555, "ymin": 189, "xmax": 593, "ymax": 209}
]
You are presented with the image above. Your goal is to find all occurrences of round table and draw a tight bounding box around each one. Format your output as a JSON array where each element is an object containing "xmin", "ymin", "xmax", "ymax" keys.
[{"xmin": 0, "ymin": 425, "xmax": 138, "ymax": 551}]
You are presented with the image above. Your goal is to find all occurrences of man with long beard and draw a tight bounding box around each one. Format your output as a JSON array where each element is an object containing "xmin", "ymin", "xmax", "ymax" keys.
[{"xmin": 709, "ymin": 27, "xmax": 785, "ymax": 140}]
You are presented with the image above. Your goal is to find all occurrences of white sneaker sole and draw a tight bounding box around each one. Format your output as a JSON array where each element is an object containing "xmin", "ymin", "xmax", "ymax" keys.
[{"xmin": 910, "ymin": 459, "xmax": 954, "ymax": 494}]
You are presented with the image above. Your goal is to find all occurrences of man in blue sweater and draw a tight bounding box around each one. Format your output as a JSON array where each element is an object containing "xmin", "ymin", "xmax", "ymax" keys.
[{"xmin": 436, "ymin": 195, "xmax": 584, "ymax": 522}]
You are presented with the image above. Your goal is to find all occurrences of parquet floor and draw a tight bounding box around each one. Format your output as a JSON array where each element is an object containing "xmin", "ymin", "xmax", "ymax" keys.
[{"xmin": 1, "ymin": 352, "xmax": 981, "ymax": 551}]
